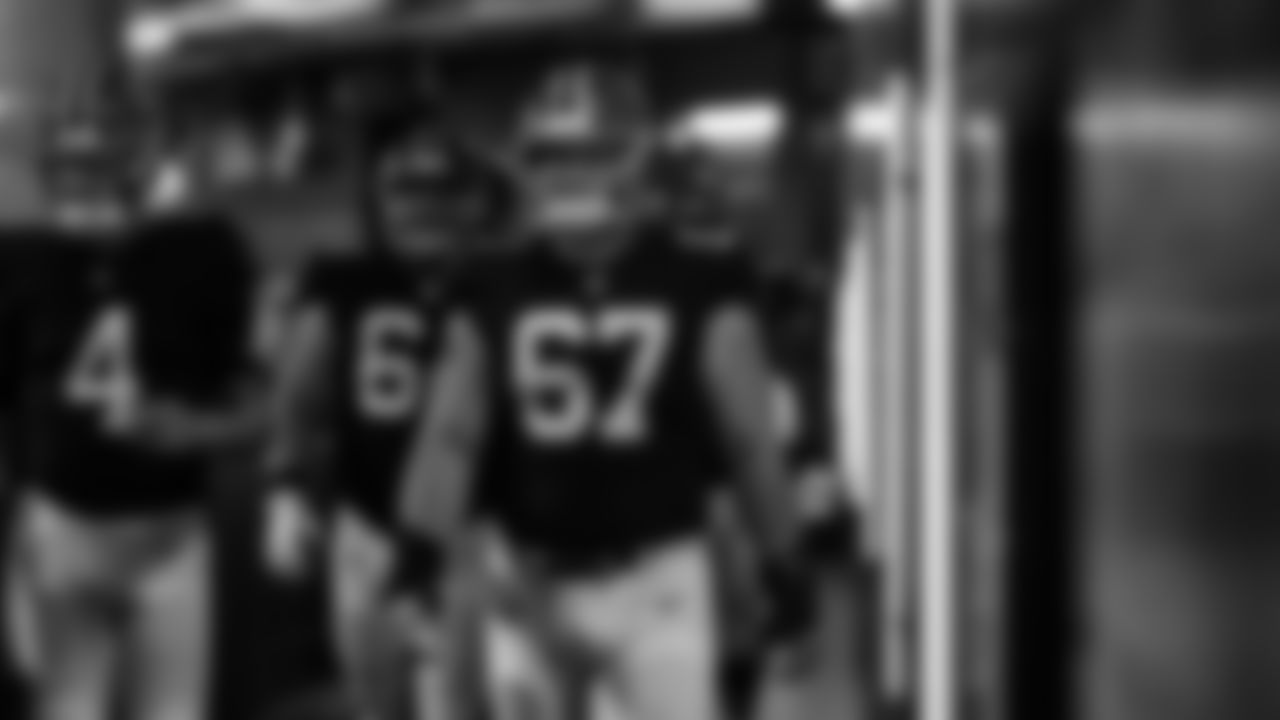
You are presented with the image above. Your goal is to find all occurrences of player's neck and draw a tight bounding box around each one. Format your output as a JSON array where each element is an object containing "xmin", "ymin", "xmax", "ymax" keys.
[
  {"xmin": 51, "ymin": 207, "xmax": 132, "ymax": 242},
  {"xmin": 379, "ymin": 232, "xmax": 457, "ymax": 270},
  {"xmin": 399, "ymin": 253, "xmax": 454, "ymax": 278},
  {"xmin": 56, "ymin": 223, "xmax": 130, "ymax": 246},
  {"xmin": 549, "ymin": 225, "xmax": 639, "ymax": 271},
  {"xmin": 682, "ymin": 225, "xmax": 736, "ymax": 252}
]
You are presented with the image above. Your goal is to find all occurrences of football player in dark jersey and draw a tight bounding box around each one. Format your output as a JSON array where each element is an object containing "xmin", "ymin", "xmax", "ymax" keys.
[
  {"xmin": 757, "ymin": 265, "xmax": 855, "ymax": 571},
  {"xmin": 0, "ymin": 226, "xmax": 45, "ymax": 720},
  {"xmin": 263, "ymin": 98, "xmax": 485, "ymax": 720},
  {"xmin": 660, "ymin": 141, "xmax": 851, "ymax": 720},
  {"xmin": 0, "ymin": 117, "xmax": 266, "ymax": 720},
  {"xmin": 396, "ymin": 62, "xmax": 812, "ymax": 720},
  {"xmin": 656, "ymin": 140, "xmax": 774, "ymax": 719}
]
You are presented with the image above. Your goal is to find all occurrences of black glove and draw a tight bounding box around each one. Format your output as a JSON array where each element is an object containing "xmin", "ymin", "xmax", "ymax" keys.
[
  {"xmin": 761, "ymin": 557, "xmax": 815, "ymax": 645},
  {"xmin": 391, "ymin": 531, "xmax": 446, "ymax": 612}
]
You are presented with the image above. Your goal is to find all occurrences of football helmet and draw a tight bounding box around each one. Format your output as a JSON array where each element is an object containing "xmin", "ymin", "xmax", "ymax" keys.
[
  {"xmin": 364, "ymin": 111, "xmax": 486, "ymax": 260},
  {"xmin": 512, "ymin": 62, "xmax": 653, "ymax": 235}
]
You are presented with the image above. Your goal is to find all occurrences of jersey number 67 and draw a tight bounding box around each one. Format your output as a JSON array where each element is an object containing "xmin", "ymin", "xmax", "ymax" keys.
[{"xmin": 514, "ymin": 305, "xmax": 672, "ymax": 447}]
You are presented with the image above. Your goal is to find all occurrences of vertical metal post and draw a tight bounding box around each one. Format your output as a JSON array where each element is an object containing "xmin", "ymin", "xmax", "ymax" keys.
[
  {"xmin": 919, "ymin": 0, "xmax": 958, "ymax": 717},
  {"xmin": 876, "ymin": 73, "xmax": 920, "ymax": 719},
  {"xmin": 871, "ymin": 1, "xmax": 924, "ymax": 717},
  {"xmin": 1002, "ymin": 34, "xmax": 1077, "ymax": 720}
]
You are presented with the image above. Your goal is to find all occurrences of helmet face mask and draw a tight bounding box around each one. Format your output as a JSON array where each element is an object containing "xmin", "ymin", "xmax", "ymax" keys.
[
  {"xmin": 519, "ymin": 135, "xmax": 648, "ymax": 233},
  {"xmin": 42, "ymin": 120, "xmax": 137, "ymax": 235},
  {"xmin": 514, "ymin": 63, "xmax": 654, "ymax": 240}
]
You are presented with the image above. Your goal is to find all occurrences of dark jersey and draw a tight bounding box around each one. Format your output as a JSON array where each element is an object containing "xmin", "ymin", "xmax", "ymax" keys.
[
  {"xmin": 299, "ymin": 253, "xmax": 448, "ymax": 527},
  {"xmin": 0, "ymin": 229, "xmax": 55, "ymax": 485},
  {"xmin": 2, "ymin": 215, "xmax": 256, "ymax": 515},
  {"xmin": 753, "ymin": 266, "xmax": 832, "ymax": 472},
  {"xmin": 456, "ymin": 228, "xmax": 758, "ymax": 560}
]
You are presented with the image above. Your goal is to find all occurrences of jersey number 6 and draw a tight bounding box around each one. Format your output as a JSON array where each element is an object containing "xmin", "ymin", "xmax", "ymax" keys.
[
  {"xmin": 514, "ymin": 305, "xmax": 672, "ymax": 446},
  {"xmin": 356, "ymin": 307, "xmax": 426, "ymax": 422},
  {"xmin": 64, "ymin": 305, "xmax": 140, "ymax": 434}
]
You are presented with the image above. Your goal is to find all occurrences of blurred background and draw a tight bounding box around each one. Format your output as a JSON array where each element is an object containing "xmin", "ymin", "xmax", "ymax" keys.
[{"xmin": 963, "ymin": 1, "xmax": 1280, "ymax": 720}]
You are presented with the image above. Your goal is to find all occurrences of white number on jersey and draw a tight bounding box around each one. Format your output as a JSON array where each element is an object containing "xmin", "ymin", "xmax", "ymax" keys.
[
  {"xmin": 64, "ymin": 305, "xmax": 140, "ymax": 434},
  {"xmin": 356, "ymin": 306, "xmax": 427, "ymax": 422},
  {"xmin": 514, "ymin": 305, "xmax": 672, "ymax": 446}
]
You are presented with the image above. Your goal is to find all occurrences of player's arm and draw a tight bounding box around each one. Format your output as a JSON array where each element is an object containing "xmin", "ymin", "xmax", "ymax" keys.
[
  {"xmin": 701, "ymin": 299, "xmax": 814, "ymax": 639},
  {"xmin": 138, "ymin": 324, "xmax": 275, "ymax": 451},
  {"xmin": 135, "ymin": 220, "xmax": 274, "ymax": 451},
  {"xmin": 220, "ymin": 272, "xmax": 300, "ymax": 437},
  {"xmin": 394, "ymin": 310, "xmax": 489, "ymax": 606},
  {"xmin": 263, "ymin": 296, "xmax": 333, "ymax": 484},
  {"xmin": 175, "ymin": 363, "xmax": 273, "ymax": 450},
  {"xmin": 261, "ymin": 294, "xmax": 334, "ymax": 577},
  {"xmin": 183, "ymin": 269, "xmax": 287, "ymax": 447},
  {"xmin": 701, "ymin": 302, "xmax": 801, "ymax": 564}
]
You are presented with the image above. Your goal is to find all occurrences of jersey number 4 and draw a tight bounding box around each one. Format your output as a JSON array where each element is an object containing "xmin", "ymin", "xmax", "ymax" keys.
[
  {"xmin": 64, "ymin": 306, "xmax": 140, "ymax": 434},
  {"xmin": 515, "ymin": 306, "xmax": 672, "ymax": 446},
  {"xmin": 356, "ymin": 307, "xmax": 426, "ymax": 422}
]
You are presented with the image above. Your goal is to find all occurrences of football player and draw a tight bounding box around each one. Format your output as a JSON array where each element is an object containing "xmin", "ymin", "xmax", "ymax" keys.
[
  {"xmin": 396, "ymin": 61, "xmax": 813, "ymax": 720},
  {"xmin": 0, "ymin": 224, "xmax": 44, "ymax": 720},
  {"xmin": 1, "ymin": 115, "xmax": 266, "ymax": 720},
  {"xmin": 655, "ymin": 139, "xmax": 772, "ymax": 720},
  {"xmin": 263, "ymin": 98, "xmax": 485, "ymax": 720},
  {"xmin": 659, "ymin": 139, "xmax": 844, "ymax": 720},
  {"xmin": 732, "ymin": 241, "xmax": 859, "ymax": 720}
]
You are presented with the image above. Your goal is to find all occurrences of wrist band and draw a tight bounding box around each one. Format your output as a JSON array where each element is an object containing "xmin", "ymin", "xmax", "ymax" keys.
[{"xmin": 396, "ymin": 532, "xmax": 444, "ymax": 607}]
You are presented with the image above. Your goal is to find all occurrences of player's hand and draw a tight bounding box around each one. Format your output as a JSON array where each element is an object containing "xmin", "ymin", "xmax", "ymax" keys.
[
  {"xmin": 391, "ymin": 531, "xmax": 447, "ymax": 616},
  {"xmin": 264, "ymin": 490, "xmax": 322, "ymax": 581},
  {"xmin": 131, "ymin": 399, "xmax": 216, "ymax": 453},
  {"xmin": 761, "ymin": 556, "xmax": 820, "ymax": 681},
  {"xmin": 386, "ymin": 593, "xmax": 443, "ymax": 661},
  {"xmin": 761, "ymin": 556, "xmax": 815, "ymax": 647},
  {"xmin": 795, "ymin": 464, "xmax": 847, "ymax": 526}
]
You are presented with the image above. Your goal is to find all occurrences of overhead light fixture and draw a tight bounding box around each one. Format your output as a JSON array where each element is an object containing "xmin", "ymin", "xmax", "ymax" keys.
[
  {"xmin": 126, "ymin": 14, "xmax": 183, "ymax": 60},
  {"xmin": 846, "ymin": 75, "xmax": 912, "ymax": 145},
  {"xmin": 827, "ymin": 0, "xmax": 895, "ymax": 16},
  {"xmin": 674, "ymin": 101, "xmax": 783, "ymax": 145},
  {"xmin": 642, "ymin": 0, "xmax": 761, "ymax": 25},
  {"xmin": 670, "ymin": 74, "xmax": 912, "ymax": 148},
  {"xmin": 1080, "ymin": 93, "xmax": 1280, "ymax": 149},
  {"xmin": 234, "ymin": 0, "xmax": 386, "ymax": 22},
  {"xmin": 846, "ymin": 97, "xmax": 897, "ymax": 143},
  {"xmin": 125, "ymin": 0, "xmax": 385, "ymax": 61}
]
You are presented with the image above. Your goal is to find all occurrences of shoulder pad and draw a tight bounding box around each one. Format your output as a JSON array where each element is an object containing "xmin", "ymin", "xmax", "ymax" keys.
[
  {"xmin": 442, "ymin": 250, "xmax": 519, "ymax": 310},
  {"xmin": 0, "ymin": 227, "xmax": 50, "ymax": 276},
  {"xmin": 139, "ymin": 212, "xmax": 251, "ymax": 268},
  {"xmin": 296, "ymin": 251, "xmax": 350, "ymax": 305}
]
